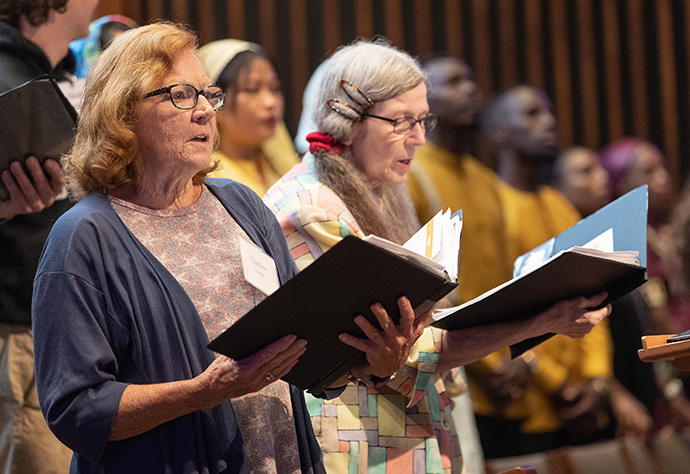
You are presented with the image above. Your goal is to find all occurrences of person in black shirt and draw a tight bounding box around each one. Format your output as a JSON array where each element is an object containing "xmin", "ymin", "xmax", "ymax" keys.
[{"xmin": 0, "ymin": 1, "xmax": 99, "ymax": 472}]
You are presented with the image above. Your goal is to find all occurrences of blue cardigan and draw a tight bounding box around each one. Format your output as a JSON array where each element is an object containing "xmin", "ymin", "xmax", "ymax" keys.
[{"xmin": 32, "ymin": 179, "xmax": 324, "ymax": 474}]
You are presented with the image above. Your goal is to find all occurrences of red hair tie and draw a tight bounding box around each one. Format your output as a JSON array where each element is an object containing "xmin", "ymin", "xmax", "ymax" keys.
[{"xmin": 306, "ymin": 131, "xmax": 345, "ymax": 155}]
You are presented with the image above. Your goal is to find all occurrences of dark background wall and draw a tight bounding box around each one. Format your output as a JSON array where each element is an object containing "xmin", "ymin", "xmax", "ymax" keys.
[{"xmin": 97, "ymin": 0, "xmax": 690, "ymax": 191}]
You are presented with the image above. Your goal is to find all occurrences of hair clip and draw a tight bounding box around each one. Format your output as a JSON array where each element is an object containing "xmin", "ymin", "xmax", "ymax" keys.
[
  {"xmin": 340, "ymin": 80, "xmax": 373, "ymax": 110},
  {"xmin": 327, "ymin": 99, "xmax": 365, "ymax": 121},
  {"xmin": 326, "ymin": 80, "xmax": 374, "ymax": 121}
]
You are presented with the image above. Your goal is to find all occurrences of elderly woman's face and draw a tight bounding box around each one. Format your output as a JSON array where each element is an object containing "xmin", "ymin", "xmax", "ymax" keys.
[
  {"xmin": 133, "ymin": 49, "xmax": 217, "ymax": 179},
  {"xmin": 349, "ymin": 82, "xmax": 428, "ymax": 188}
]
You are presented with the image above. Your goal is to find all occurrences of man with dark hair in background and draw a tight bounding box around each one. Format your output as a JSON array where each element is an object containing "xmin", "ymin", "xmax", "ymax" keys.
[
  {"xmin": 406, "ymin": 56, "xmax": 513, "ymax": 474},
  {"xmin": 0, "ymin": 0, "xmax": 99, "ymax": 471},
  {"xmin": 474, "ymin": 85, "xmax": 649, "ymax": 457}
]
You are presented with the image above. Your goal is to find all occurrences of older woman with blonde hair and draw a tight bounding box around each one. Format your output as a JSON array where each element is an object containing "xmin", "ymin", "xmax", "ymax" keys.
[
  {"xmin": 31, "ymin": 23, "xmax": 421, "ymax": 474},
  {"xmin": 264, "ymin": 38, "xmax": 612, "ymax": 473}
]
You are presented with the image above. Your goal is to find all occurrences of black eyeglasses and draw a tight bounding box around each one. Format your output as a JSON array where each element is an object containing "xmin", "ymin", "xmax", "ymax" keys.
[
  {"xmin": 144, "ymin": 83, "xmax": 225, "ymax": 111},
  {"xmin": 363, "ymin": 113, "xmax": 439, "ymax": 134}
]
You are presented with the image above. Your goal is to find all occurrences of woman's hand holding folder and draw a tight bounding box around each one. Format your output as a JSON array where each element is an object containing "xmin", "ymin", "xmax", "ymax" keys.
[{"xmin": 336, "ymin": 296, "xmax": 434, "ymax": 386}]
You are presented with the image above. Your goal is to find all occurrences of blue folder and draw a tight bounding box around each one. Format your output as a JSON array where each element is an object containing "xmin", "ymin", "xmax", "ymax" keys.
[
  {"xmin": 432, "ymin": 185, "xmax": 649, "ymax": 357},
  {"xmin": 514, "ymin": 184, "xmax": 648, "ymax": 276},
  {"xmin": 510, "ymin": 185, "xmax": 648, "ymax": 355}
]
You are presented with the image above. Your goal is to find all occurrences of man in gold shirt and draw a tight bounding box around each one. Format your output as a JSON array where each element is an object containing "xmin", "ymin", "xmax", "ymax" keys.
[
  {"xmin": 472, "ymin": 85, "xmax": 614, "ymax": 457},
  {"xmin": 407, "ymin": 61, "xmax": 594, "ymax": 459},
  {"xmin": 407, "ymin": 56, "xmax": 514, "ymax": 306},
  {"xmin": 406, "ymin": 56, "xmax": 515, "ymax": 473}
]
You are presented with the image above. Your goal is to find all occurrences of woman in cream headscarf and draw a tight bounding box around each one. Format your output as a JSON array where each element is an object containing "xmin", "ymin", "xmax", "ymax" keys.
[{"xmin": 198, "ymin": 39, "xmax": 299, "ymax": 195}]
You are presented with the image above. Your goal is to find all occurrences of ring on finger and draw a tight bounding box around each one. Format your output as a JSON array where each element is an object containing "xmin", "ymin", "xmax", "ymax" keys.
[{"xmin": 265, "ymin": 371, "xmax": 274, "ymax": 382}]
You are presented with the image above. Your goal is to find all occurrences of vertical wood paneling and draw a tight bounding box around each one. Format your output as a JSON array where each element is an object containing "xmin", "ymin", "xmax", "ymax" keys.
[
  {"xmin": 497, "ymin": 0, "xmax": 519, "ymax": 88},
  {"xmin": 656, "ymin": 0, "xmax": 680, "ymax": 191},
  {"xmin": 444, "ymin": 0, "xmax": 463, "ymax": 57},
  {"xmin": 227, "ymin": 0, "xmax": 244, "ymax": 39},
  {"xmin": 196, "ymin": 1, "xmax": 215, "ymax": 44},
  {"xmin": 95, "ymin": 1, "xmax": 139, "ymax": 20},
  {"xmin": 383, "ymin": 0, "xmax": 404, "ymax": 46},
  {"xmin": 144, "ymin": 0, "xmax": 164, "ymax": 21},
  {"xmin": 549, "ymin": 1, "xmax": 573, "ymax": 146},
  {"xmin": 171, "ymin": 0, "xmax": 187, "ymax": 22},
  {"xmin": 322, "ymin": 0, "xmax": 342, "ymax": 56},
  {"xmin": 258, "ymin": 0, "xmax": 276, "ymax": 57},
  {"xmin": 471, "ymin": 0, "xmax": 495, "ymax": 169},
  {"xmin": 575, "ymin": 0, "xmax": 600, "ymax": 147},
  {"xmin": 413, "ymin": 0, "xmax": 433, "ymax": 59},
  {"xmin": 471, "ymin": 0, "xmax": 493, "ymax": 103},
  {"xmin": 625, "ymin": 0, "xmax": 649, "ymax": 141},
  {"xmin": 681, "ymin": 1, "xmax": 690, "ymax": 183},
  {"xmin": 523, "ymin": 0, "xmax": 546, "ymax": 90},
  {"xmin": 89, "ymin": 0, "xmax": 690, "ymax": 187},
  {"xmin": 289, "ymin": 0, "xmax": 310, "ymax": 132},
  {"xmin": 601, "ymin": 0, "xmax": 625, "ymax": 141},
  {"xmin": 355, "ymin": 0, "xmax": 374, "ymax": 39}
]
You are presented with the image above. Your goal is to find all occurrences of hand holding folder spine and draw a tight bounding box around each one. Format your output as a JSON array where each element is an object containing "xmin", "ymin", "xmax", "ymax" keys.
[{"xmin": 208, "ymin": 210, "xmax": 462, "ymax": 393}]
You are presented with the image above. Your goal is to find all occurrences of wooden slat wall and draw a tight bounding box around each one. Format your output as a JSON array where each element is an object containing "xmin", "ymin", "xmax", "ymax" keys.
[{"xmin": 96, "ymin": 0, "xmax": 690, "ymax": 190}]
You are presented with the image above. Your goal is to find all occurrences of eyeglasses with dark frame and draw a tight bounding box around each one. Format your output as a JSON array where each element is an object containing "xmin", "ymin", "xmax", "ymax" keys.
[
  {"xmin": 363, "ymin": 112, "xmax": 439, "ymax": 134},
  {"xmin": 144, "ymin": 83, "xmax": 226, "ymax": 111}
]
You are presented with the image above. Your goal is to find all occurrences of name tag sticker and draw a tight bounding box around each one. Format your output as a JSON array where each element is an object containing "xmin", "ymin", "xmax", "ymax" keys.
[{"xmin": 239, "ymin": 236, "xmax": 280, "ymax": 296}]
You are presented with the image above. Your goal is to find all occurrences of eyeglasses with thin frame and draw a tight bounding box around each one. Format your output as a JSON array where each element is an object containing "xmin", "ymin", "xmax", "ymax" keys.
[
  {"xmin": 144, "ymin": 83, "xmax": 226, "ymax": 111},
  {"xmin": 363, "ymin": 112, "xmax": 439, "ymax": 134}
]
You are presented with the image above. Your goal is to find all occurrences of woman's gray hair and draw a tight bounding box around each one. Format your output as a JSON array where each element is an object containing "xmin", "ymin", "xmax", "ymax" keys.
[{"xmin": 314, "ymin": 38, "xmax": 426, "ymax": 143}]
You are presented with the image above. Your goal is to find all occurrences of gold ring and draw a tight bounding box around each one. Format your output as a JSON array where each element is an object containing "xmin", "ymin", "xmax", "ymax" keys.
[{"xmin": 265, "ymin": 371, "xmax": 274, "ymax": 382}]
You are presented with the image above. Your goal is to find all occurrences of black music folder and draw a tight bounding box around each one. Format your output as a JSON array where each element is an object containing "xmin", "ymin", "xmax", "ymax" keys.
[
  {"xmin": 0, "ymin": 75, "xmax": 77, "ymax": 201},
  {"xmin": 208, "ymin": 235, "xmax": 458, "ymax": 394}
]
